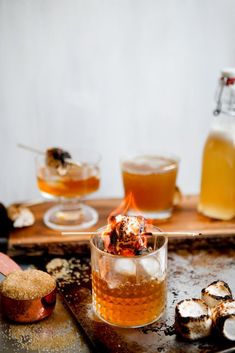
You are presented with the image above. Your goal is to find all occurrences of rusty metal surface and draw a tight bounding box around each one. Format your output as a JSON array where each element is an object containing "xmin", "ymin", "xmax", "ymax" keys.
[
  {"xmin": 48, "ymin": 244, "xmax": 235, "ymax": 353},
  {"xmin": 0, "ymin": 264, "xmax": 93, "ymax": 353},
  {"xmin": 1, "ymin": 239, "xmax": 235, "ymax": 353},
  {"xmin": 0, "ymin": 293, "xmax": 93, "ymax": 353}
]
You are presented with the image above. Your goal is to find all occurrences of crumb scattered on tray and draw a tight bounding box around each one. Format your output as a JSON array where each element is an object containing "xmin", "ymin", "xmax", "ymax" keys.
[
  {"xmin": 1, "ymin": 296, "xmax": 88, "ymax": 353},
  {"xmin": 46, "ymin": 257, "xmax": 91, "ymax": 289}
]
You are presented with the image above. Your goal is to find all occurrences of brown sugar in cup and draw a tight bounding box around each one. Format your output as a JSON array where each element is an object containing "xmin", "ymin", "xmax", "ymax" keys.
[{"xmin": 0, "ymin": 269, "xmax": 57, "ymax": 323}]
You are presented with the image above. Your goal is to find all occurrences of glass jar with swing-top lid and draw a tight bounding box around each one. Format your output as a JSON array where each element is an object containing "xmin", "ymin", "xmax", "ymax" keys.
[{"xmin": 198, "ymin": 68, "xmax": 235, "ymax": 220}]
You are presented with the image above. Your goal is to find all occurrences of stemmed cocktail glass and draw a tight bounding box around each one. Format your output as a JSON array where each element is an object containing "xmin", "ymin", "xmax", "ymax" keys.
[{"xmin": 36, "ymin": 149, "xmax": 101, "ymax": 231}]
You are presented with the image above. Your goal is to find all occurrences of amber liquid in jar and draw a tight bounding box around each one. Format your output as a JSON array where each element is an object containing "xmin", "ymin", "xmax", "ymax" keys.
[
  {"xmin": 37, "ymin": 164, "xmax": 100, "ymax": 198},
  {"xmin": 92, "ymin": 271, "xmax": 166, "ymax": 327},
  {"xmin": 122, "ymin": 156, "xmax": 177, "ymax": 213},
  {"xmin": 198, "ymin": 132, "xmax": 235, "ymax": 220}
]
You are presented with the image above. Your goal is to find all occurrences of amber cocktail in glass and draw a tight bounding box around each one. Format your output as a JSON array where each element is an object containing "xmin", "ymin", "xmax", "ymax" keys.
[
  {"xmin": 198, "ymin": 131, "xmax": 235, "ymax": 220},
  {"xmin": 90, "ymin": 220, "xmax": 167, "ymax": 328},
  {"xmin": 36, "ymin": 149, "xmax": 100, "ymax": 230},
  {"xmin": 121, "ymin": 154, "xmax": 178, "ymax": 219}
]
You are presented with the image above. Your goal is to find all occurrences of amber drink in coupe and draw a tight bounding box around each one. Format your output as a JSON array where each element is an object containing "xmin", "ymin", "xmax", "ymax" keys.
[
  {"xmin": 36, "ymin": 148, "xmax": 100, "ymax": 230},
  {"xmin": 121, "ymin": 155, "xmax": 178, "ymax": 219},
  {"xmin": 37, "ymin": 163, "xmax": 99, "ymax": 198},
  {"xmin": 90, "ymin": 215, "xmax": 167, "ymax": 328}
]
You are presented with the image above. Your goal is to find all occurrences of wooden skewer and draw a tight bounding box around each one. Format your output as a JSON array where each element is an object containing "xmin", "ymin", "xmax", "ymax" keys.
[
  {"xmin": 216, "ymin": 348, "xmax": 235, "ymax": 353},
  {"xmin": 17, "ymin": 143, "xmax": 82, "ymax": 167},
  {"xmin": 17, "ymin": 143, "xmax": 44, "ymax": 155},
  {"xmin": 61, "ymin": 231, "xmax": 201, "ymax": 237}
]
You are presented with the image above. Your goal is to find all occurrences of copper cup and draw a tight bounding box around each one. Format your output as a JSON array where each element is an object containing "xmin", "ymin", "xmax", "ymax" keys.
[
  {"xmin": 0, "ymin": 252, "xmax": 57, "ymax": 323},
  {"xmin": 1, "ymin": 287, "xmax": 57, "ymax": 323}
]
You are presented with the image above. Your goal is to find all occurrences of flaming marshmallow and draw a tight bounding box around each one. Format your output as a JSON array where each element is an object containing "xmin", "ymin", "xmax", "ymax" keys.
[
  {"xmin": 102, "ymin": 215, "xmax": 147, "ymax": 255},
  {"xmin": 212, "ymin": 300, "xmax": 235, "ymax": 341},
  {"xmin": 175, "ymin": 298, "xmax": 212, "ymax": 340},
  {"xmin": 111, "ymin": 215, "xmax": 145, "ymax": 237},
  {"xmin": 201, "ymin": 280, "xmax": 233, "ymax": 308}
]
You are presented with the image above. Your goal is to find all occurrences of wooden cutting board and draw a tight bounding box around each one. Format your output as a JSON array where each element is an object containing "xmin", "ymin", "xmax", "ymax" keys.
[{"xmin": 8, "ymin": 195, "xmax": 235, "ymax": 251}]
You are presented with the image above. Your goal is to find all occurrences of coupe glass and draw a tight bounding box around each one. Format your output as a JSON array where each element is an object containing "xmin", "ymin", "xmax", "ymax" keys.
[{"xmin": 36, "ymin": 149, "xmax": 101, "ymax": 230}]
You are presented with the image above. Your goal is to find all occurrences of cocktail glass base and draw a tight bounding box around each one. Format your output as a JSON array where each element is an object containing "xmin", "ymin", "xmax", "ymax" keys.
[
  {"xmin": 92, "ymin": 303, "xmax": 165, "ymax": 328},
  {"xmin": 44, "ymin": 203, "xmax": 98, "ymax": 231}
]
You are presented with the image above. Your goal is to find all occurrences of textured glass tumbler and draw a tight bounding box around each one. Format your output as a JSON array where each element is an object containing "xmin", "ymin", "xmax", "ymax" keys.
[{"xmin": 90, "ymin": 226, "xmax": 167, "ymax": 328}]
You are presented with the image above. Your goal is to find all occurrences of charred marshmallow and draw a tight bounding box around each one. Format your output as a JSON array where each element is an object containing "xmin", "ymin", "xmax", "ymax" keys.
[
  {"xmin": 102, "ymin": 215, "xmax": 147, "ymax": 255},
  {"xmin": 175, "ymin": 298, "xmax": 212, "ymax": 340},
  {"xmin": 212, "ymin": 300, "xmax": 235, "ymax": 341},
  {"xmin": 201, "ymin": 280, "xmax": 233, "ymax": 308}
]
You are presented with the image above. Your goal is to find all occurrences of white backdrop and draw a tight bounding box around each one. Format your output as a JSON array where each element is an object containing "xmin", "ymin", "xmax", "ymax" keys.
[{"xmin": 0, "ymin": 0, "xmax": 235, "ymax": 205}]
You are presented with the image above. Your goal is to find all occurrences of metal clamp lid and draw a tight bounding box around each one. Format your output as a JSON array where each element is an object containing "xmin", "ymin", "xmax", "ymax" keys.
[{"xmin": 214, "ymin": 68, "xmax": 235, "ymax": 116}]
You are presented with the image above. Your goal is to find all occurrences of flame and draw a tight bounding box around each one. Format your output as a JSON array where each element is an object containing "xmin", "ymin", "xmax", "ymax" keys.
[
  {"xmin": 108, "ymin": 193, "xmax": 154, "ymax": 226},
  {"xmin": 108, "ymin": 193, "xmax": 162, "ymax": 229},
  {"xmin": 108, "ymin": 192, "xmax": 140, "ymax": 219},
  {"xmin": 104, "ymin": 192, "xmax": 163, "ymax": 255}
]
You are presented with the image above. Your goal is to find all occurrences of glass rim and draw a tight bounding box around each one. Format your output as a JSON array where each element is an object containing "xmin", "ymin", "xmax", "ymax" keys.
[
  {"xmin": 120, "ymin": 153, "xmax": 179, "ymax": 170},
  {"xmin": 120, "ymin": 150, "xmax": 179, "ymax": 159},
  {"xmin": 90, "ymin": 225, "xmax": 168, "ymax": 259}
]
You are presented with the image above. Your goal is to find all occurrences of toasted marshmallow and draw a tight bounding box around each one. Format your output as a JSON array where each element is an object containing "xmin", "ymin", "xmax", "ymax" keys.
[
  {"xmin": 114, "ymin": 215, "xmax": 145, "ymax": 237},
  {"xmin": 201, "ymin": 280, "xmax": 233, "ymax": 308},
  {"xmin": 212, "ymin": 300, "xmax": 235, "ymax": 341},
  {"xmin": 46, "ymin": 147, "xmax": 72, "ymax": 175},
  {"xmin": 175, "ymin": 298, "xmax": 212, "ymax": 340},
  {"xmin": 8, "ymin": 205, "xmax": 35, "ymax": 228},
  {"xmin": 103, "ymin": 215, "xmax": 147, "ymax": 255}
]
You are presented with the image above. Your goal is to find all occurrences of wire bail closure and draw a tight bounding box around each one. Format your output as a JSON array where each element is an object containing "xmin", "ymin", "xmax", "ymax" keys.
[{"xmin": 214, "ymin": 73, "xmax": 235, "ymax": 116}]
